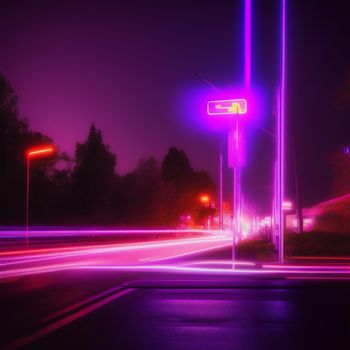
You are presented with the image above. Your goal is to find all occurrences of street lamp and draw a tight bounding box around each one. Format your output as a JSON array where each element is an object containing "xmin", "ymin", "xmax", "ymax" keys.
[
  {"xmin": 199, "ymin": 194, "xmax": 214, "ymax": 229},
  {"xmin": 199, "ymin": 194, "xmax": 210, "ymax": 205},
  {"xmin": 25, "ymin": 145, "xmax": 55, "ymax": 247},
  {"xmin": 207, "ymin": 98, "xmax": 247, "ymax": 268}
]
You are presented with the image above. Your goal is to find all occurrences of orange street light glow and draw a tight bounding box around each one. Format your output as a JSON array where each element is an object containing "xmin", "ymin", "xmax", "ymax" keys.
[
  {"xmin": 26, "ymin": 146, "xmax": 55, "ymax": 158},
  {"xmin": 199, "ymin": 195, "xmax": 210, "ymax": 204}
]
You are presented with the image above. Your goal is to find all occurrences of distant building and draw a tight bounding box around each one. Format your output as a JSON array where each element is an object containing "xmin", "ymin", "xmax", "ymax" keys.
[
  {"xmin": 286, "ymin": 193, "xmax": 350, "ymax": 233},
  {"xmin": 222, "ymin": 201, "xmax": 232, "ymax": 229}
]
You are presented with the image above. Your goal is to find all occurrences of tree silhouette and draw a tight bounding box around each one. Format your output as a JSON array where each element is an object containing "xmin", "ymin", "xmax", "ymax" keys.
[
  {"xmin": 0, "ymin": 73, "xmax": 217, "ymax": 227},
  {"xmin": 161, "ymin": 147, "xmax": 194, "ymax": 189},
  {"xmin": 161, "ymin": 147, "xmax": 216, "ymax": 226},
  {"xmin": 113, "ymin": 157, "xmax": 165, "ymax": 225},
  {"xmin": 0, "ymin": 74, "xmax": 54, "ymax": 224},
  {"xmin": 71, "ymin": 123, "xmax": 117, "ymax": 223}
]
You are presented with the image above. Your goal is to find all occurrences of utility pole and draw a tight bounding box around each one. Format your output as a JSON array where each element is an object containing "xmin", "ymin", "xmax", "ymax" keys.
[
  {"xmin": 219, "ymin": 140, "xmax": 223, "ymax": 229},
  {"xmin": 293, "ymin": 133, "xmax": 303, "ymax": 233}
]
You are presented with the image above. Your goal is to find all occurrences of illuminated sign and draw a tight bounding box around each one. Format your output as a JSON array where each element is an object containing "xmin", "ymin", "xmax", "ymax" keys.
[{"xmin": 207, "ymin": 99, "xmax": 247, "ymax": 115}]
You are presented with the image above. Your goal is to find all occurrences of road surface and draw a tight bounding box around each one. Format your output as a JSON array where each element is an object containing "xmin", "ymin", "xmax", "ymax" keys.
[{"xmin": 1, "ymin": 229, "xmax": 350, "ymax": 349}]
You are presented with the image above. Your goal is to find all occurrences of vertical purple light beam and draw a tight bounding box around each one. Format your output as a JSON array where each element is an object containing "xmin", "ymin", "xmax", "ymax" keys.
[
  {"xmin": 278, "ymin": 0, "xmax": 286, "ymax": 263},
  {"xmin": 244, "ymin": 0, "xmax": 252, "ymax": 88},
  {"xmin": 276, "ymin": 90, "xmax": 281, "ymax": 250},
  {"xmin": 235, "ymin": 0, "xmax": 251, "ymax": 244},
  {"xmin": 231, "ymin": 0, "xmax": 252, "ymax": 268},
  {"xmin": 219, "ymin": 141, "xmax": 223, "ymax": 230},
  {"xmin": 272, "ymin": 161, "xmax": 277, "ymax": 245}
]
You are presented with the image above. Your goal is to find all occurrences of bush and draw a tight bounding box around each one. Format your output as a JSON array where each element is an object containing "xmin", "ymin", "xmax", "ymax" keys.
[
  {"xmin": 285, "ymin": 232, "xmax": 350, "ymax": 257},
  {"xmin": 236, "ymin": 238, "xmax": 276, "ymax": 261}
]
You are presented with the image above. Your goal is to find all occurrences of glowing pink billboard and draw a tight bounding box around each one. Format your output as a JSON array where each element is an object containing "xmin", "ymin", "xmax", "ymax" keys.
[{"xmin": 207, "ymin": 99, "xmax": 247, "ymax": 116}]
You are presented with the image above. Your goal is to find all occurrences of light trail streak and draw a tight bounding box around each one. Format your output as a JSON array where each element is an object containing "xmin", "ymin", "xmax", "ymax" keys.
[
  {"xmin": 291, "ymin": 256, "xmax": 350, "ymax": 261},
  {"xmin": 139, "ymin": 256, "xmax": 160, "ymax": 262},
  {"xmin": 143, "ymin": 242, "xmax": 232, "ymax": 263},
  {"xmin": 76, "ymin": 264, "xmax": 350, "ymax": 277},
  {"xmin": 0, "ymin": 263, "xmax": 80, "ymax": 279},
  {"xmin": 1, "ymin": 231, "xmax": 226, "ymax": 258},
  {"xmin": 2, "ymin": 231, "xmax": 350, "ymax": 281},
  {"xmin": 286, "ymin": 276, "xmax": 350, "ymax": 281},
  {"xmin": 0, "ymin": 233, "xmax": 232, "ymax": 279},
  {"xmin": 263, "ymin": 264, "xmax": 350, "ymax": 270},
  {"xmin": 4, "ymin": 261, "xmax": 350, "ymax": 280},
  {"xmin": 0, "ymin": 234, "xmax": 230, "ymax": 264},
  {"xmin": 0, "ymin": 228, "xmax": 223, "ymax": 239},
  {"xmin": 183, "ymin": 260, "xmax": 256, "ymax": 267}
]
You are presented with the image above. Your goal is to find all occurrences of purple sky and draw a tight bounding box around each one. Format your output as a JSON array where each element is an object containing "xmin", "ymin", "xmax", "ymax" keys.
[
  {"xmin": 1, "ymin": 0, "xmax": 349, "ymax": 210},
  {"xmin": 0, "ymin": 0, "xmax": 241, "ymax": 174}
]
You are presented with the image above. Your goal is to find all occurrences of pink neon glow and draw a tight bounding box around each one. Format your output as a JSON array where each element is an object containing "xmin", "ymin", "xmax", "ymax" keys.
[
  {"xmin": 0, "ymin": 233, "xmax": 232, "ymax": 279},
  {"xmin": 263, "ymin": 264, "xmax": 350, "ymax": 270},
  {"xmin": 228, "ymin": 128, "xmax": 244, "ymax": 168},
  {"xmin": 0, "ymin": 228, "xmax": 222, "ymax": 240},
  {"xmin": 144, "ymin": 242, "xmax": 232, "ymax": 263},
  {"xmin": 244, "ymin": 0, "xmax": 251, "ymax": 87},
  {"xmin": 207, "ymin": 99, "xmax": 247, "ymax": 115},
  {"xmin": 77, "ymin": 265, "xmax": 350, "ymax": 277},
  {"xmin": 183, "ymin": 260, "xmax": 256, "ymax": 267},
  {"xmin": 280, "ymin": 0, "xmax": 286, "ymax": 262},
  {"xmin": 3, "ymin": 230, "xmax": 350, "ymax": 280},
  {"xmin": 276, "ymin": 0, "xmax": 286, "ymax": 263},
  {"xmin": 0, "ymin": 234, "xmax": 230, "ymax": 261},
  {"xmin": 283, "ymin": 200, "xmax": 293, "ymax": 210},
  {"xmin": 287, "ymin": 277, "xmax": 350, "ymax": 281},
  {"xmin": 292, "ymin": 256, "xmax": 350, "ymax": 261},
  {"xmin": 26, "ymin": 146, "xmax": 55, "ymax": 158}
]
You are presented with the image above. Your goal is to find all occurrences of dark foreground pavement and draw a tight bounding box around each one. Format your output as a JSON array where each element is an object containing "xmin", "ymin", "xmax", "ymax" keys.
[{"xmin": 2, "ymin": 268, "xmax": 350, "ymax": 350}]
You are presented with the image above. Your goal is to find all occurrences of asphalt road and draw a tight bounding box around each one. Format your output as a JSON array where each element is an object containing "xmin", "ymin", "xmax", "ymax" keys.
[
  {"xmin": 1, "ymin": 231, "xmax": 350, "ymax": 349},
  {"xmin": 27, "ymin": 283, "xmax": 350, "ymax": 350},
  {"xmin": 2, "ymin": 269, "xmax": 350, "ymax": 350}
]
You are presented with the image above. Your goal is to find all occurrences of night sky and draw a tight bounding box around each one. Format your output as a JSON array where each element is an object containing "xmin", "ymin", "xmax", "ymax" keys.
[{"xmin": 0, "ymin": 0, "xmax": 349, "ymax": 212}]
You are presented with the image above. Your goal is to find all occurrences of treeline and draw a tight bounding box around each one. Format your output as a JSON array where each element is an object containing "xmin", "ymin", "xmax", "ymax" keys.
[{"xmin": 0, "ymin": 74, "xmax": 215, "ymax": 227}]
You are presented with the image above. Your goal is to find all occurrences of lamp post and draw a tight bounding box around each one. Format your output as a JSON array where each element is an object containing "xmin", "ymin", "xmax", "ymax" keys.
[
  {"xmin": 199, "ymin": 194, "xmax": 211, "ymax": 229},
  {"xmin": 207, "ymin": 98, "xmax": 247, "ymax": 268},
  {"xmin": 219, "ymin": 141, "xmax": 223, "ymax": 230},
  {"xmin": 25, "ymin": 146, "xmax": 55, "ymax": 247}
]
